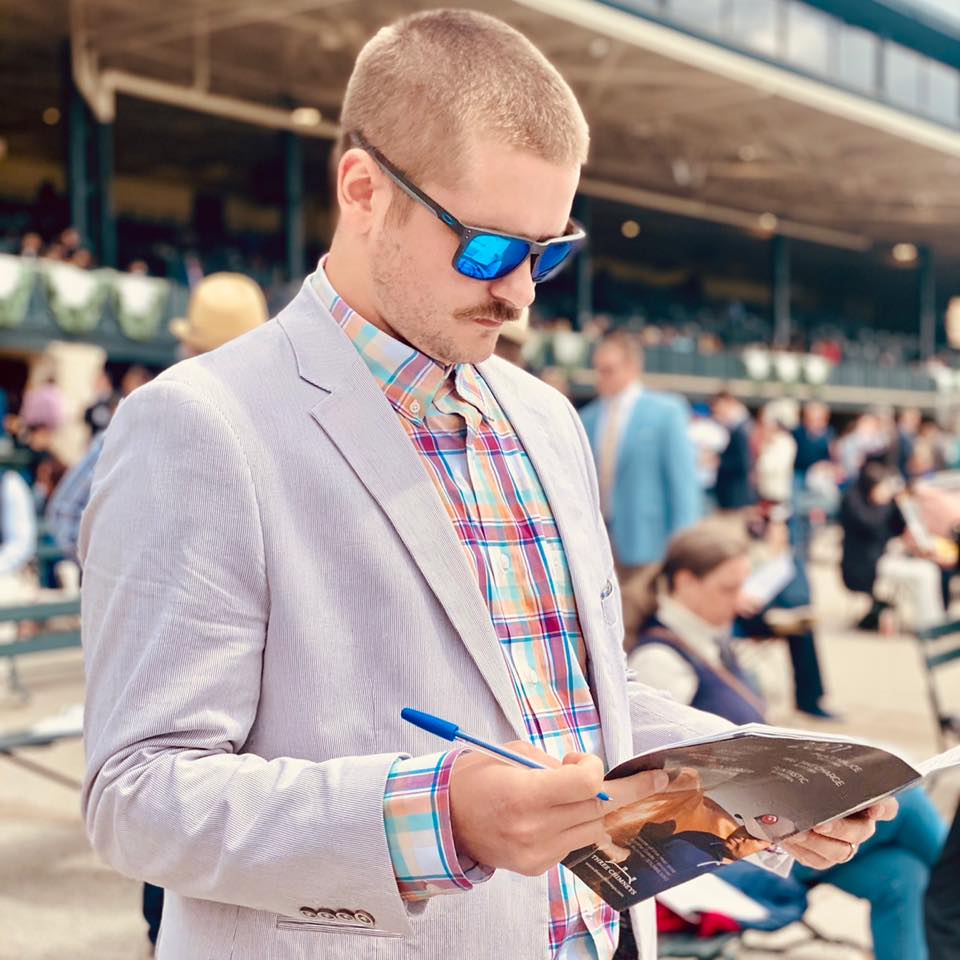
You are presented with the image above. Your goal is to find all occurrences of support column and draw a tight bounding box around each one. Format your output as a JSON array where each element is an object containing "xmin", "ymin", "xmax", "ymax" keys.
[
  {"xmin": 771, "ymin": 233, "xmax": 792, "ymax": 348},
  {"xmin": 574, "ymin": 193, "xmax": 593, "ymax": 330},
  {"xmin": 283, "ymin": 131, "xmax": 306, "ymax": 281},
  {"xmin": 919, "ymin": 245, "xmax": 936, "ymax": 360},
  {"xmin": 63, "ymin": 42, "xmax": 90, "ymax": 244},
  {"xmin": 95, "ymin": 120, "xmax": 116, "ymax": 267}
]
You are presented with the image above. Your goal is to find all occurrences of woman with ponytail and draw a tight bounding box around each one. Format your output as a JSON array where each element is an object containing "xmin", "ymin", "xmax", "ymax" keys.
[{"xmin": 624, "ymin": 524, "xmax": 765, "ymax": 724}]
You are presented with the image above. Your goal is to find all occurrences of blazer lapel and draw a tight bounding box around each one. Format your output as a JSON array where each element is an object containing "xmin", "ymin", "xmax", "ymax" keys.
[
  {"xmin": 277, "ymin": 284, "xmax": 526, "ymax": 738},
  {"xmin": 478, "ymin": 360, "xmax": 629, "ymax": 767}
]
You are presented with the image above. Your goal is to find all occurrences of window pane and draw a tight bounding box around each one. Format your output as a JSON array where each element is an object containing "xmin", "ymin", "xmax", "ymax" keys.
[
  {"xmin": 839, "ymin": 25, "xmax": 877, "ymax": 93},
  {"xmin": 785, "ymin": 2, "xmax": 833, "ymax": 76},
  {"xmin": 731, "ymin": 0, "xmax": 779, "ymax": 57},
  {"xmin": 924, "ymin": 58, "xmax": 960, "ymax": 125},
  {"xmin": 668, "ymin": 0, "xmax": 726, "ymax": 35},
  {"xmin": 885, "ymin": 42, "xmax": 921, "ymax": 110}
]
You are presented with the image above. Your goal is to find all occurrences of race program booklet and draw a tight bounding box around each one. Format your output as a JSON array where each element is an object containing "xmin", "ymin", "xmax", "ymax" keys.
[{"xmin": 563, "ymin": 725, "xmax": 960, "ymax": 910}]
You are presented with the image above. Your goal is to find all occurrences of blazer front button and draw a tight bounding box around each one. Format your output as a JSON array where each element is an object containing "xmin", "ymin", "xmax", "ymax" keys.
[{"xmin": 299, "ymin": 907, "xmax": 317, "ymax": 918}]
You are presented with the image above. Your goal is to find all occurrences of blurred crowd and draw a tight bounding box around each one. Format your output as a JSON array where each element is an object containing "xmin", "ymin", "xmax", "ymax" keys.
[{"xmin": 1, "ymin": 283, "xmax": 959, "ymax": 960}]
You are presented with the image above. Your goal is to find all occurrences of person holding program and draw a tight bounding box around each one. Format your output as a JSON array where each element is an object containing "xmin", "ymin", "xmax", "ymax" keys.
[{"xmin": 80, "ymin": 11, "xmax": 894, "ymax": 960}]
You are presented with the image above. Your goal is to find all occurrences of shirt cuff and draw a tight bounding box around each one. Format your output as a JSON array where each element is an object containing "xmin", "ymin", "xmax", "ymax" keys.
[{"xmin": 383, "ymin": 749, "xmax": 494, "ymax": 901}]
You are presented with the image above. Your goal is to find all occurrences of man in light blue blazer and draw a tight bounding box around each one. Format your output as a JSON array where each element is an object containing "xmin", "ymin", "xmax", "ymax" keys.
[
  {"xmin": 580, "ymin": 333, "xmax": 701, "ymax": 596},
  {"xmin": 79, "ymin": 11, "xmax": 894, "ymax": 960}
]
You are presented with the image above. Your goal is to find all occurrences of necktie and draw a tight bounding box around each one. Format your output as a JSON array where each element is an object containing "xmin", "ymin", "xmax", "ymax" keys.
[{"xmin": 598, "ymin": 398, "xmax": 624, "ymax": 522}]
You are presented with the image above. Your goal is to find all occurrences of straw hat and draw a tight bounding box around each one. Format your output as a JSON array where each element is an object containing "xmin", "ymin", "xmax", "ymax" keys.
[
  {"xmin": 169, "ymin": 273, "xmax": 268, "ymax": 353},
  {"xmin": 498, "ymin": 306, "xmax": 530, "ymax": 346}
]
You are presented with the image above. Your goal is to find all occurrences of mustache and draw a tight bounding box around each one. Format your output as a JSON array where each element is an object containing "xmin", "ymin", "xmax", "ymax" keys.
[{"xmin": 454, "ymin": 301, "xmax": 521, "ymax": 324}]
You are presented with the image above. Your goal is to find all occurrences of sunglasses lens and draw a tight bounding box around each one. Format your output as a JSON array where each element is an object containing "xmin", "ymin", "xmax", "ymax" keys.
[
  {"xmin": 456, "ymin": 234, "xmax": 531, "ymax": 280},
  {"xmin": 531, "ymin": 241, "xmax": 577, "ymax": 282}
]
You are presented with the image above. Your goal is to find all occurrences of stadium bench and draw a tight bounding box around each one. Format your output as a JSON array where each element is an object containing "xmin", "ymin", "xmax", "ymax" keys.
[
  {"xmin": 0, "ymin": 597, "xmax": 82, "ymax": 701},
  {"xmin": 914, "ymin": 619, "xmax": 960, "ymax": 751}
]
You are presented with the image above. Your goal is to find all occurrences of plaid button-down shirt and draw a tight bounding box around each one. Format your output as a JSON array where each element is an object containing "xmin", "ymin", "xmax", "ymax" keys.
[{"xmin": 313, "ymin": 264, "xmax": 618, "ymax": 959}]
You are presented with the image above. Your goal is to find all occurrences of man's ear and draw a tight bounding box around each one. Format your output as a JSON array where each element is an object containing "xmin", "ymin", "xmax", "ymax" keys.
[{"xmin": 336, "ymin": 148, "xmax": 384, "ymax": 235}]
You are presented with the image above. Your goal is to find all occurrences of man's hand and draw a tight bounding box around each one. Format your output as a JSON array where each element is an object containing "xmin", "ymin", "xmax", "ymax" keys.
[
  {"xmin": 782, "ymin": 797, "xmax": 898, "ymax": 870},
  {"xmin": 736, "ymin": 593, "xmax": 765, "ymax": 619},
  {"xmin": 449, "ymin": 743, "xmax": 669, "ymax": 876}
]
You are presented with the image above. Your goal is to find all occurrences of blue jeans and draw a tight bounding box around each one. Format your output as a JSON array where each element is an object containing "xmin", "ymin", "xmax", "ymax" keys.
[{"xmin": 794, "ymin": 788, "xmax": 947, "ymax": 960}]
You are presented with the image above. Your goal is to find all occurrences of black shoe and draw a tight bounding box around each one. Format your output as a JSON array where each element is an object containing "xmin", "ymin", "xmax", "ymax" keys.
[
  {"xmin": 796, "ymin": 703, "xmax": 841, "ymax": 720},
  {"xmin": 857, "ymin": 600, "xmax": 889, "ymax": 631}
]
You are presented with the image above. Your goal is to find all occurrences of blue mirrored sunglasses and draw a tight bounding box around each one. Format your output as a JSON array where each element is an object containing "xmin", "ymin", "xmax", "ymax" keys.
[{"xmin": 351, "ymin": 132, "xmax": 586, "ymax": 284}]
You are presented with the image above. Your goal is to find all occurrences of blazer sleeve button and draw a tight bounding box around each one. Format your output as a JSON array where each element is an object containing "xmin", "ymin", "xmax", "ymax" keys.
[
  {"xmin": 299, "ymin": 907, "xmax": 317, "ymax": 918},
  {"xmin": 354, "ymin": 910, "xmax": 375, "ymax": 926},
  {"xmin": 335, "ymin": 910, "xmax": 355, "ymax": 922}
]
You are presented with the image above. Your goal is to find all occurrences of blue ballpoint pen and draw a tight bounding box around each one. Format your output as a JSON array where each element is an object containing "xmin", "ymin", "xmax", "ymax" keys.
[{"xmin": 401, "ymin": 707, "xmax": 610, "ymax": 801}]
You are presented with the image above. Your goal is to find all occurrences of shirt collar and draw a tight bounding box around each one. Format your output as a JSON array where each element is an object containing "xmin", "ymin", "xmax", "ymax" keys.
[
  {"xmin": 656, "ymin": 595, "xmax": 727, "ymax": 666},
  {"xmin": 605, "ymin": 381, "xmax": 642, "ymax": 408},
  {"xmin": 311, "ymin": 257, "xmax": 491, "ymax": 423}
]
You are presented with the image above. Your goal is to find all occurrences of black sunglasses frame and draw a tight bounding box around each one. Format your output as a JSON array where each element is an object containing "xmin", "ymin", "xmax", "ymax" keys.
[{"xmin": 350, "ymin": 132, "xmax": 586, "ymax": 283}]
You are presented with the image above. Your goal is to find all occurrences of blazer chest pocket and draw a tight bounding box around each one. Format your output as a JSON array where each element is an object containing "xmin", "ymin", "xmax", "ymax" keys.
[{"xmin": 600, "ymin": 576, "xmax": 620, "ymax": 627}]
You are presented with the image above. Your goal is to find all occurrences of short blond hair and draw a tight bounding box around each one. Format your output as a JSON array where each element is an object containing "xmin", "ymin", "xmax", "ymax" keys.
[{"xmin": 339, "ymin": 9, "xmax": 589, "ymax": 187}]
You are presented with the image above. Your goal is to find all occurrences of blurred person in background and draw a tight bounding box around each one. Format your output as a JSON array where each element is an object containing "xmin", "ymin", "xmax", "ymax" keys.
[
  {"xmin": 58, "ymin": 226, "xmax": 81, "ymax": 259},
  {"xmin": 895, "ymin": 408, "xmax": 923, "ymax": 479},
  {"xmin": 733, "ymin": 505, "xmax": 835, "ymax": 719},
  {"xmin": 791, "ymin": 401, "xmax": 839, "ymax": 557},
  {"xmin": 688, "ymin": 401, "xmax": 728, "ymax": 513},
  {"xmin": 19, "ymin": 231, "xmax": 42, "ymax": 258},
  {"xmin": 712, "ymin": 391, "xmax": 754, "ymax": 511},
  {"xmin": 580, "ymin": 330, "xmax": 700, "ymax": 635},
  {"xmin": 19, "ymin": 373, "xmax": 67, "ymax": 433},
  {"xmin": 840, "ymin": 460, "xmax": 947, "ymax": 631},
  {"xmin": 83, "ymin": 369, "xmax": 118, "ymax": 437},
  {"xmin": 836, "ymin": 412, "xmax": 887, "ymax": 485},
  {"xmin": 70, "ymin": 247, "xmax": 95, "ymax": 270},
  {"xmin": 752, "ymin": 403, "xmax": 796, "ymax": 508},
  {"xmin": 927, "ymin": 811, "xmax": 960, "ymax": 960},
  {"xmin": 919, "ymin": 418, "xmax": 954, "ymax": 471},
  {"xmin": 792, "ymin": 400, "xmax": 834, "ymax": 487},
  {"xmin": 622, "ymin": 523, "xmax": 945, "ymax": 960},
  {"xmin": 0, "ymin": 464, "xmax": 38, "ymax": 635}
]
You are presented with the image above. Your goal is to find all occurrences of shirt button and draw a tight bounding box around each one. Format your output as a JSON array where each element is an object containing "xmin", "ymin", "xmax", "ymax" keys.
[
  {"xmin": 499, "ymin": 553, "xmax": 510, "ymax": 571},
  {"xmin": 410, "ymin": 400, "xmax": 422, "ymax": 415}
]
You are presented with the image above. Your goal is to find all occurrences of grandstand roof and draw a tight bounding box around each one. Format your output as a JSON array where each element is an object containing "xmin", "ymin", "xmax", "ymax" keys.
[{"xmin": 5, "ymin": 0, "xmax": 960, "ymax": 263}]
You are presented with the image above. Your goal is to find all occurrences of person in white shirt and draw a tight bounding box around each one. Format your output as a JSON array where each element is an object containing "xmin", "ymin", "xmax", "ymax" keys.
[{"xmin": 0, "ymin": 468, "xmax": 38, "ymax": 641}]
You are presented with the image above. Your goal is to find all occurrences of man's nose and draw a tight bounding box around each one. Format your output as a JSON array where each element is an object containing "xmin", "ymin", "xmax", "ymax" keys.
[{"xmin": 487, "ymin": 259, "xmax": 536, "ymax": 311}]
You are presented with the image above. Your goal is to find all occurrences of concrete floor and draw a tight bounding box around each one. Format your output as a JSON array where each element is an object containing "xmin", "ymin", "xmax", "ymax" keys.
[{"xmin": 1, "ymin": 534, "xmax": 958, "ymax": 959}]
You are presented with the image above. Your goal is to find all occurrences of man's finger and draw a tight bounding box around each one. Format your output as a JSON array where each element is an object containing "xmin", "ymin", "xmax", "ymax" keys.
[
  {"xmin": 814, "ymin": 815, "xmax": 878, "ymax": 847},
  {"xmin": 555, "ymin": 818, "xmax": 612, "ymax": 860},
  {"xmin": 525, "ymin": 753, "xmax": 606, "ymax": 806},
  {"xmin": 602, "ymin": 769, "xmax": 671, "ymax": 809},
  {"xmin": 865, "ymin": 797, "xmax": 899, "ymax": 822},
  {"xmin": 783, "ymin": 833, "xmax": 856, "ymax": 869}
]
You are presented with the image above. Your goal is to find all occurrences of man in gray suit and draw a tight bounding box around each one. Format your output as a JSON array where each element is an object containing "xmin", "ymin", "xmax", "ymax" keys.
[{"xmin": 80, "ymin": 10, "xmax": 894, "ymax": 960}]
